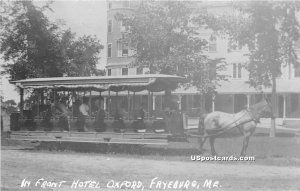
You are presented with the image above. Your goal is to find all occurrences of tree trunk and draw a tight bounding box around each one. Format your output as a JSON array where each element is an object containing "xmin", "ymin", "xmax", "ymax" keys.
[
  {"xmin": 270, "ymin": 76, "xmax": 276, "ymax": 137},
  {"xmin": 199, "ymin": 93, "xmax": 206, "ymax": 146},
  {"xmin": 200, "ymin": 93, "xmax": 206, "ymax": 114}
]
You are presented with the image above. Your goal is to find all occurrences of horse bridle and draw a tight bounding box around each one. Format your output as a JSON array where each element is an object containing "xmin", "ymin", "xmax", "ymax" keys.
[{"xmin": 247, "ymin": 101, "xmax": 273, "ymax": 121}]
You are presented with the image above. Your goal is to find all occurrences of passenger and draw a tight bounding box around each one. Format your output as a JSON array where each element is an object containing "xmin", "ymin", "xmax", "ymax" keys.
[
  {"xmin": 94, "ymin": 99, "xmax": 106, "ymax": 132},
  {"xmin": 120, "ymin": 107, "xmax": 128, "ymax": 119},
  {"xmin": 55, "ymin": 98, "xmax": 70, "ymax": 131},
  {"xmin": 165, "ymin": 99, "xmax": 184, "ymax": 135},
  {"xmin": 77, "ymin": 98, "xmax": 89, "ymax": 132},
  {"xmin": 164, "ymin": 107, "xmax": 172, "ymax": 133},
  {"xmin": 131, "ymin": 106, "xmax": 146, "ymax": 132},
  {"xmin": 139, "ymin": 107, "xmax": 145, "ymax": 120},
  {"xmin": 112, "ymin": 109, "xmax": 126, "ymax": 133},
  {"xmin": 42, "ymin": 100, "xmax": 53, "ymax": 131}
]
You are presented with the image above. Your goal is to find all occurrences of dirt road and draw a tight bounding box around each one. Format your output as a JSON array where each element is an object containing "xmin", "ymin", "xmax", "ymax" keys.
[{"xmin": 2, "ymin": 146, "xmax": 300, "ymax": 191}]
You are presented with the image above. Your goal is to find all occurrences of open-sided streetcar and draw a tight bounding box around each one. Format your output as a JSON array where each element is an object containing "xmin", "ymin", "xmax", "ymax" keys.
[{"xmin": 8, "ymin": 74, "xmax": 187, "ymax": 145}]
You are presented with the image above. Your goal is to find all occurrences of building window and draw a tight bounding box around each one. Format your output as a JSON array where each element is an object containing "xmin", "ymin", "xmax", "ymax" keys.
[
  {"xmin": 228, "ymin": 40, "xmax": 241, "ymax": 52},
  {"xmin": 208, "ymin": 39, "xmax": 217, "ymax": 52},
  {"xmin": 107, "ymin": 69, "xmax": 111, "ymax": 76},
  {"xmin": 120, "ymin": 21, "xmax": 127, "ymax": 32},
  {"xmin": 136, "ymin": 67, "xmax": 143, "ymax": 75},
  {"xmin": 122, "ymin": 43, "xmax": 128, "ymax": 56},
  {"xmin": 122, "ymin": 1, "xmax": 130, "ymax": 7},
  {"xmin": 118, "ymin": 43, "xmax": 128, "ymax": 57},
  {"xmin": 238, "ymin": 63, "xmax": 242, "ymax": 78},
  {"xmin": 108, "ymin": 44, "xmax": 112, "ymax": 58},
  {"xmin": 122, "ymin": 68, "xmax": 128, "ymax": 75},
  {"xmin": 108, "ymin": 19, "xmax": 112, "ymax": 33},
  {"xmin": 233, "ymin": 63, "xmax": 242, "ymax": 79}
]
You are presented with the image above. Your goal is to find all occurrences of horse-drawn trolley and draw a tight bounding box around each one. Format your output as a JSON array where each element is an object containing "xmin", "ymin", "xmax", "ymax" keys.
[{"xmin": 8, "ymin": 74, "xmax": 187, "ymax": 145}]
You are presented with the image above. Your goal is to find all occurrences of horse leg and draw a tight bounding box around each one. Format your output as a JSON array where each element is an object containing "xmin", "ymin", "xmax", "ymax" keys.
[
  {"xmin": 240, "ymin": 122, "xmax": 256, "ymax": 156},
  {"xmin": 209, "ymin": 137, "xmax": 217, "ymax": 156},
  {"xmin": 198, "ymin": 116, "xmax": 207, "ymax": 153},
  {"xmin": 241, "ymin": 135, "xmax": 250, "ymax": 156},
  {"xmin": 199, "ymin": 137, "xmax": 208, "ymax": 153}
]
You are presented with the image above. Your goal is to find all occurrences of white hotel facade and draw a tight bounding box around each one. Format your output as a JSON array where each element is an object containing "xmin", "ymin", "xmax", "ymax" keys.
[{"xmin": 105, "ymin": 1, "xmax": 300, "ymax": 122}]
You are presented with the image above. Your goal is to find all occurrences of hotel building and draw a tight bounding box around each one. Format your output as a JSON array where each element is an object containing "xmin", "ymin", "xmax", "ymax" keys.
[{"xmin": 106, "ymin": 1, "xmax": 300, "ymax": 123}]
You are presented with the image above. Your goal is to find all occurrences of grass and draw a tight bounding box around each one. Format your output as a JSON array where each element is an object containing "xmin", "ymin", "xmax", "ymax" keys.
[{"xmin": 3, "ymin": 127, "xmax": 299, "ymax": 167}]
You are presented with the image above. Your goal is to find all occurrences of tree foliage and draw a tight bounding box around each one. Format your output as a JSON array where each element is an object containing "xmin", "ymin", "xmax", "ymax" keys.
[
  {"xmin": 0, "ymin": 1, "xmax": 104, "ymax": 80},
  {"xmin": 1, "ymin": 99, "xmax": 18, "ymax": 113},
  {"xmin": 116, "ymin": 1, "xmax": 226, "ymax": 94},
  {"xmin": 208, "ymin": 1, "xmax": 300, "ymax": 135},
  {"xmin": 210, "ymin": 1, "xmax": 300, "ymax": 87}
]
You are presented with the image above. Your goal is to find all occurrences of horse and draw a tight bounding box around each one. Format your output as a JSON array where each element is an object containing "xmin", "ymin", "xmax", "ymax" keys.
[{"xmin": 198, "ymin": 97, "xmax": 273, "ymax": 156}]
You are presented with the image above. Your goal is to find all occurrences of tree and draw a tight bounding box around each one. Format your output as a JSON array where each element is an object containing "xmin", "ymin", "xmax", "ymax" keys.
[
  {"xmin": 0, "ymin": 1, "xmax": 104, "ymax": 80},
  {"xmin": 57, "ymin": 30, "xmax": 104, "ymax": 76},
  {"xmin": 116, "ymin": 1, "xmax": 226, "ymax": 109},
  {"xmin": 210, "ymin": 1, "xmax": 300, "ymax": 136},
  {"xmin": 2, "ymin": 99, "xmax": 17, "ymax": 113}
]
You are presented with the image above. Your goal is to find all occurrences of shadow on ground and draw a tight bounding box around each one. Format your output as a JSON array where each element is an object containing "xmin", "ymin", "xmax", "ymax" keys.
[{"xmin": 2, "ymin": 130, "xmax": 299, "ymax": 162}]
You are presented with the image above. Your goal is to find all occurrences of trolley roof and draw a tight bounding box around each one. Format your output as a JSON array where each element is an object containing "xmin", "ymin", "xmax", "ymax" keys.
[{"xmin": 11, "ymin": 74, "xmax": 186, "ymax": 92}]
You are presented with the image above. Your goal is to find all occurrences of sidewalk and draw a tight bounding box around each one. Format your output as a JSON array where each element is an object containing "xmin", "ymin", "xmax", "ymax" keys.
[
  {"xmin": 186, "ymin": 117, "xmax": 300, "ymax": 133},
  {"xmin": 258, "ymin": 118, "xmax": 300, "ymax": 131}
]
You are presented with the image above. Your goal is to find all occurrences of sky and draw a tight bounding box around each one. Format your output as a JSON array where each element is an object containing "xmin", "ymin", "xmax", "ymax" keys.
[{"xmin": 1, "ymin": 0, "xmax": 107, "ymax": 102}]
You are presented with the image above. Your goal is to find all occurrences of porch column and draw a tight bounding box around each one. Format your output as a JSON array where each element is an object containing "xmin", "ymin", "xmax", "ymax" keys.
[
  {"xmin": 247, "ymin": 94, "xmax": 251, "ymax": 109},
  {"xmin": 152, "ymin": 95, "xmax": 156, "ymax": 111},
  {"xmin": 283, "ymin": 94, "xmax": 287, "ymax": 119},
  {"xmin": 212, "ymin": 94, "xmax": 215, "ymax": 112},
  {"xmin": 178, "ymin": 95, "xmax": 182, "ymax": 110}
]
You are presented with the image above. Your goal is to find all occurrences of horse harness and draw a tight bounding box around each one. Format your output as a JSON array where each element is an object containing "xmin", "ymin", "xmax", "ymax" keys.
[{"xmin": 187, "ymin": 108, "xmax": 261, "ymax": 138}]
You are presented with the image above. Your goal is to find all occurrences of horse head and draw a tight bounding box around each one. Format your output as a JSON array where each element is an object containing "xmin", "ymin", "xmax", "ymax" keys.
[{"xmin": 249, "ymin": 96, "xmax": 273, "ymax": 120}]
